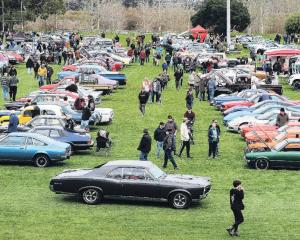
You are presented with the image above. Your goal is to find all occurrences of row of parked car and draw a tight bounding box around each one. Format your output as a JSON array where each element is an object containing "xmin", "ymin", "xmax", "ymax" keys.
[
  {"xmin": 0, "ymin": 37, "xmax": 135, "ymax": 169},
  {"xmin": 213, "ymin": 89, "xmax": 300, "ymax": 170}
]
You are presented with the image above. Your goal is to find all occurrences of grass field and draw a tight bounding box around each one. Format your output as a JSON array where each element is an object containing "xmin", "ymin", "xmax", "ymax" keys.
[{"xmin": 0, "ymin": 51, "xmax": 299, "ymax": 240}]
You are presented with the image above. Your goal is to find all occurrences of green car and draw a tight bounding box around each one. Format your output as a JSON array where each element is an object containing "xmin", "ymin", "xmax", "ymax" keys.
[{"xmin": 244, "ymin": 138, "xmax": 300, "ymax": 170}]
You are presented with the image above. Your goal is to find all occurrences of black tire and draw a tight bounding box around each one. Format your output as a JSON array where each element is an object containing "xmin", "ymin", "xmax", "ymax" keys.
[
  {"xmin": 34, "ymin": 154, "xmax": 50, "ymax": 168},
  {"xmin": 238, "ymin": 123, "xmax": 248, "ymax": 130},
  {"xmin": 292, "ymin": 80, "xmax": 300, "ymax": 90},
  {"xmin": 255, "ymin": 158, "xmax": 270, "ymax": 170},
  {"xmin": 82, "ymin": 188, "xmax": 102, "ymax": 205},
  {"xmin": 169, "ymin": 192, "xmax": 191, "ymax": 209}
]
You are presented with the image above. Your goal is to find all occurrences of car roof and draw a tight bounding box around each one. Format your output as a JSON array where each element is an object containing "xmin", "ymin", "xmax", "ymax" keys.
[
  {"xmin": 8, "ymin": 132, "xmax": 40, "ymax": 137},
  {"xmin": 104, "ymin": 160, "xmax": 155, "ymax": 168}
]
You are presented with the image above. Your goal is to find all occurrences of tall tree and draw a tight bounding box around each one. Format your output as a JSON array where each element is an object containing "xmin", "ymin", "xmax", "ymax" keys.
[
  {"xmin": 191, "ymin": 0, "xmax": 250, "ymax": 35},
  {"xmin": 1, "ymin": 0, "xmax": 65, "ymax": 30}
]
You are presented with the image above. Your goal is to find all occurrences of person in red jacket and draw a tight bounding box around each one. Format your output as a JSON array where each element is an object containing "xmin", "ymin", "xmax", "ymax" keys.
[{"xmin": 139, "ymin": 49, "xmax": 146, "ymax": 66}]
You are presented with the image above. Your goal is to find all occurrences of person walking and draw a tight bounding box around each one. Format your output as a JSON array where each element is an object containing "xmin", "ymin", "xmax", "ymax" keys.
[
  {"xmin": 165, "ymin": 53, "xmax": 172, "ymax": 66},
  {"xmin": 46, "ymin": 64, "xmax": 54, "ymax": 84},
  {"xmin": 8, "ymin": 111, "xmax": 19, "ymax": 133},
  {"xmin": 26, "ymin": 56, "xmax": 34, "ymax": 74},
  {"xmin": 199, "ymin": 77, "xmax": 207, "ymax": 101},
  {"xmin": 174, "ymin": 68, "xmax": 183, "ymax": 90},
  {"xmin": 276, "ymin": 108, "xmax": 289, "ymax": 127},
  {"xmin": 138, "ymin": 89, "xmax": 149, "ymax": 116},
  {"xmin": 163, "ymin": 129, "xmax": 178, "ymax": 169},
  {"xmin": 1, "ymin": 72, "xmax": 9, "ymax": 101},
  {"xmin": 37, "ymin": 64, "xmax": 47, "ymax": 87},
  {"xmin": 208, "ymin": 122, "xmax": 220, "ymax": 158},
  {"xmin": 165, "ymin": 115, "xmax": 177, "ymax": 155},
  {"xmin": 188, "ymin": 71, "xmax": 196, "ymax": 88},
  {"xmin": 162, "ymin": 61, "xmax": 168, "ymax": 72},
  {"xmin": 8, "ymin": 74, "xmax": 19, "ymax": 101},
  {"xmin": 226, "ymin": 180, "xmax": 245, "ymax": 237},
  {"xmin": 137, "ymin": 129, "xmax": 152, "ymax": 161},
  {"xmin": 178, "ymin": 118, "xmax": 191, "ymax": 159},
  {"xmin": 154, "ymin": 122, "xmax": 166, "ymax": 158},
  {"xmin": 151, "ymin": 79, "xmax": 162, "ymax": 103},
  {"xmin": 145, "ymin": 45, "xmax": 151, "ymax": 63},
  {"xmin": 33, "ymin": 61, "xmax": 40, "ymax": 80},
  {"xmin": 185, "ymin": 89, "xmax": 194, "ymax": 109}
]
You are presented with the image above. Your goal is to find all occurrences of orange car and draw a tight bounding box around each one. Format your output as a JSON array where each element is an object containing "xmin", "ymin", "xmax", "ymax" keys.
[
  {"xmin": 247, "ymin": 128, "xmax": 300, "ymax": 151},
  {"xmin": 245, "ymin": 123, "xmax": 300, "ymax": 143}
]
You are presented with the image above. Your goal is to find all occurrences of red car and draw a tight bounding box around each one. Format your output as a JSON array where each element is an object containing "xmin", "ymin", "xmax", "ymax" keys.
[
  {"xmin": 244, "ymin": 122, "xmax": 300, "ymax": 143},
  {"xmin": 6, "ymin": 51, "xmax": 24, "ymax": 63},
  {"xmin": 220, "ymin": 94, "xmax": 300, "ymax": 112},
  {"xmin": 240, "ymin": 124, "xmax": 278, "ymax": 138},
  {"xmin": 40, "ymin": 76, "xmax": 79, "ymax": 91}
]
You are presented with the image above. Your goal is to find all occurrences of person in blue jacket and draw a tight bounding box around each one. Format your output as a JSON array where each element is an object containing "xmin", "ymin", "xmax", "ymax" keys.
[
  {"xmin": 8, "ymin": 111, "xmax": 19, "ymax": 133},
  {"xmin": 208, "ymin": 121, "xmax": 220, "ymax": 158}
]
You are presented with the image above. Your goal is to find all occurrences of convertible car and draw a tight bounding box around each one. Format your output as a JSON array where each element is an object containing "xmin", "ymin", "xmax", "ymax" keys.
[
  {"xmin": 0, "ymin": 132, "xmax": 71, "ymax": 167},
  {"xmin": 30, "ymin": 126, "xmax": 94, "ymax": 151},
  {"xmin": 245, "ymin": 138, "xmax": 300, "ymax": 170},
  {"xmin": 50, "ymin": 160, "xmax": 211, "ymax": 209}
]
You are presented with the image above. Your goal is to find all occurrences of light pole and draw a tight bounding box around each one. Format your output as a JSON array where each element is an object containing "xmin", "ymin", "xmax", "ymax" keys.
[{"xmin": 227, "ymin": 0, "xmax": 231, "ymax": 48}]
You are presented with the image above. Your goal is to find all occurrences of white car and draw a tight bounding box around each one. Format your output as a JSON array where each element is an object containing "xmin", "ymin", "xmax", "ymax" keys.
[
  {"xmin": 94, "ymin": 108, "xmax": 114, "ymax": 123},
  {"xmin": 227, "ymin": 110, "xmax": 300, "ymax": 132},
  {"xmin": 288, "ymin": 74, "xmax": 300, "ymax": 89}
]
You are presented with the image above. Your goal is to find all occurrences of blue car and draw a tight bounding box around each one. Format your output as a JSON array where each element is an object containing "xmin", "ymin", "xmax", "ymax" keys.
[
  {"xmin": 213, "ymin": 89, "xmax": 267, "ymax": 107},
  {"xmin": 57, "ymin": 71, "xmax": 80, "ymax": 80},
  {"xmin": 223, "ymin": 105, "xmax": 300, "ymax": 125},
  {"xmin": 30, "ymin": 126, "xmax": 94, "ymax": 151},
  {"xmin": 0, "ymin": 132, "xmax": 71, "ymax": 167}
]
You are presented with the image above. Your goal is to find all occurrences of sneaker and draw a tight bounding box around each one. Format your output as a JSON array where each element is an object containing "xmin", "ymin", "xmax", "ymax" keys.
[
  {"xmin": 226, "ymin": 227, "xmax": 234, "ymax": 237},
  {"xmin": 233, "ymin": 231, "xmax": 240, "ymax": 237},
  {"xmin": 174, "ymin": 167, "xmax": 180, "ymax": 170}
]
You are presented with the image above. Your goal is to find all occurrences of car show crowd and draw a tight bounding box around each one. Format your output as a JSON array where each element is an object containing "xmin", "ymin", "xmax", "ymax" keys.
[{"xmin": 1, "ymin": 28, "xmax": 300, "ymax": 237}]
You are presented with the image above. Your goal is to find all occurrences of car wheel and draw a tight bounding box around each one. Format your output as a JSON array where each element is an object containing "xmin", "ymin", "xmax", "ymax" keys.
[
  {"xmin": 82, "ymin": 188, "xmax": 102, "ymax": 205},
  {"xmin": 255, "ymin": 158, "xmax": 270, "ymax": 170},
  {"xmin": 170, "ymin": 192, "xmax": 191, "ymax": 209},
  {"xmin": 34, "ymin": 154, "xmax": 50, "ymax": 168},
  {"xmin": 238, "ymin": 123, "xmax": 248, "ymax": 131},
  {"xmin": 292, "ymin": 80, "xmax": 300, "ymax": 90}
]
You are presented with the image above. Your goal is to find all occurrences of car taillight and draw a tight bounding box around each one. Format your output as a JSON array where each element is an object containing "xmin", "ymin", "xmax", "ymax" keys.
[{"xmin": 88, "ymin": 140, "xmax": 92, "ymax": 144}]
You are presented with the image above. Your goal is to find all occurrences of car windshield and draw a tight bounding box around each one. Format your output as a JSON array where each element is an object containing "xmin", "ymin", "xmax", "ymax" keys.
[
  {"xmin": 148, "ymin": 165, "xmax": 166, "ymax": 179},
  {"xmin": 274, "ymin": 140, "xmax": 288, "ymax": 151},
  {"xmin": 62, "ymin": 105, "xmax": 77, "ymax": 114}
]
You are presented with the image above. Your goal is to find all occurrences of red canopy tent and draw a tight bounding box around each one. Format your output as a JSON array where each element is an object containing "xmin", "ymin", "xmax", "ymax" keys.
[
  {"xmin": 190, "ymin": 25, "xmax": 208, "ymax": 43},
  {"xmin": 265, "ymin": 49, "xmax": 300, "ymax": 57}
]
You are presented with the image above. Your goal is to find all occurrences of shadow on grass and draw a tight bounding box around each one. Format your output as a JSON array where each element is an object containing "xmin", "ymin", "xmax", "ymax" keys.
[{"xmin": 59, "ymin": 194, "xmax": 205, "ymax": 210}]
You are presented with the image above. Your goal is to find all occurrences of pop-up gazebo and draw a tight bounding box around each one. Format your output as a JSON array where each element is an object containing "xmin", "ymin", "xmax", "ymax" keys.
[{"xmin": 190, "ymin": 25, "xmax": 208, "ymax": 43}]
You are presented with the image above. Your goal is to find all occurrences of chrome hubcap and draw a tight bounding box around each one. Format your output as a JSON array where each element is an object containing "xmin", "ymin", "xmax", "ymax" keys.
[
  {"xmin": 257, "ymin": 160, "xmax": 268, "ymax": 169},
  {"xmin": 37, "ymin": 157, "xmax": 46, "ymax": 166},
  {"xmin": 83, "ymin": 190, "xmax": 98, "ymax": 203},
  {"xmin": 173, "ymin": 193, "xmax": 187, "ymax": 208}
]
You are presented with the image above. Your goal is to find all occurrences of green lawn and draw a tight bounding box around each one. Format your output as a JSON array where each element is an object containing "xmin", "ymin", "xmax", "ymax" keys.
[{"xmin": 0, "ymin": 59, "xmax": 299, "ymax": 240}]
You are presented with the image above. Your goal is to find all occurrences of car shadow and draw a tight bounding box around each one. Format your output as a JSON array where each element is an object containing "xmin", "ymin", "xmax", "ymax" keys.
[{"xmin": 59, "ymin": 195, "xmax": 204, "ymax": 209}]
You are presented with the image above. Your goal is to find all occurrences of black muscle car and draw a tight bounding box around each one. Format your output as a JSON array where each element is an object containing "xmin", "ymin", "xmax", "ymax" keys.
[{"xmin": 50, "ymin": 160, "xmax": 211, "ymax": 209}]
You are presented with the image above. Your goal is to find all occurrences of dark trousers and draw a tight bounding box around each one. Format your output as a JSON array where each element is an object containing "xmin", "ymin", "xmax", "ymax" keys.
[
  {"xmin": 175, "ymin": 80, "xmax": 180, "ymax": 90},
  {"xmin": 199, "ymin": 91, "xmax": 205, "ymax": 101},
  {"xmin": 179, "ymin": 141, "xmax": 190, "ymax": 157},
  {"xmin": 140, "ymin": 59, "xmax": 145, "ymax": 65},
  {"xmin": 9, "ymin": 86, "xmax": 17, "ymax": 101},
  {"xmin": 46, "ymin": 76, "xmax": 52, "ymax": 85},
  {"xmin": 232, "ymin": 208, "xmax": 244, "ymax": 232},
  {"xmin": 151, "ymin": 92, "xmax": 160, "ymax": 103},
  {"xmin": 145, "ymin": 55, "xmax": 150, "ymax": 63},
  {"xmin": 209, "ymin": 141, "xmax": 218, "ymax": 158},
  {"xmin": 163, "ymin": 149, "xmax": 177, "ymax": 169},
  {"xmin": 139, "ymin": 103, "xmax": 146, "ymax": 115}
]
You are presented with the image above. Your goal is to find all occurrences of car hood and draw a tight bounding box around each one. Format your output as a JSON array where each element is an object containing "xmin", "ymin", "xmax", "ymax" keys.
[
  {"xmin": 53, "ymin": 169, "xmax": 93, "ymax": 179},
  {"xmin": 223, "ymin": 100, "xmax": 249, "ymax": 106},
  {"xmin": 162, "ymin": 174, "xmax": 211, "ymax": 187}
]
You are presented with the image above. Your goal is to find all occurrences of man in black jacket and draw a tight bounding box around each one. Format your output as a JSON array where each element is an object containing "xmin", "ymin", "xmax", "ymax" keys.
[
  {"xmin": 227, "ymin": 180, "xmax": 245, "ymax": 237},
  {"xmin": 138, "ymin": 89, "xmax": 149, "ymax": 116},
  {"xmin": 163, "ymin": 129, "xmax": 178, "ymax": 169},
  {"xmin": 154, "ymin": 122, "xmax": 166, "ymax": 158},
  {"xmin": 137, "ymin": 129, "xmax": 152, "ymax": 161}
]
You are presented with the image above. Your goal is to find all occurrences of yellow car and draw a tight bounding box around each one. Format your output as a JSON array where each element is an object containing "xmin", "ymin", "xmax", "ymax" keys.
[{"xmin": 0, "ymin": 106, "xmax": 35, "ymax": 125}]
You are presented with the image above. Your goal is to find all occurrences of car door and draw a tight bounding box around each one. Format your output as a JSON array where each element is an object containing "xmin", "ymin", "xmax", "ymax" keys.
[
  {"xmin": 280, "ymin": 143, "xmax": 300, "ymax": 167},
  {"xmin": 101, "ymin": 167, "xmax": 123, "ymax": 196},
  {"xmin": 0, "ymin": 136, "xmax": 27, "ymax": 161},
  {"xmin": 121, "ymin": 167, "xmax": 160, "ymax": 199}
]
